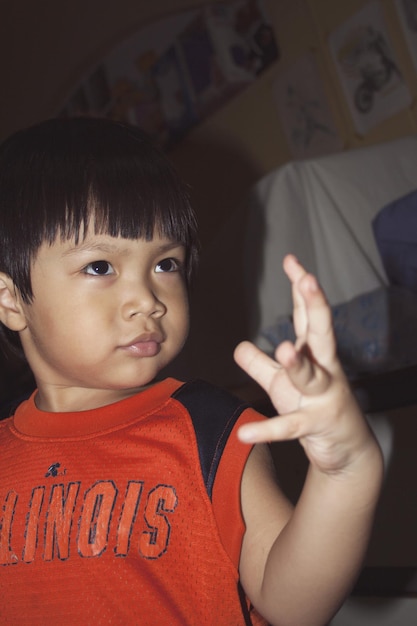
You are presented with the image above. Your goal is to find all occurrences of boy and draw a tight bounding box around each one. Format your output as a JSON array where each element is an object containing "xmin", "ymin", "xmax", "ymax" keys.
[{"xmin": 0, "ymin": 117, "xmax": 383, "ymax": 625}]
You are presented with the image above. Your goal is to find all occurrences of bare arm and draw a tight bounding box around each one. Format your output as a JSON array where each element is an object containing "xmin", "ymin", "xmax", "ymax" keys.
[{"xmin": 236, "ymin": 255, "xmax": 384, "ymax": 626}]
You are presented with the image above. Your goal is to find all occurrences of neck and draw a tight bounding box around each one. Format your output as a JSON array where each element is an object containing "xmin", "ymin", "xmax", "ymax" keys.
[{"xmin": 34, "ymin": 383, "xmax": 153, "ymax": 413}]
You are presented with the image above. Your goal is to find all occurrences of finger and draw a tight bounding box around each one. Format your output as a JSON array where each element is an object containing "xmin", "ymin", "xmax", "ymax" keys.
[
  {"xmin": 283, "ymin": 253, "xmax": 307, "ymax": 284},
  {"xmin": 234, "ymin": 341, "xmax": 281, "ymax": 393},
  {"xmin": 235, "ymin": 340, "xmax": 303, "ymax": 413},
  {"xmin": 297, "ymin": 273, "xmax": 336, "ymax": 366},
  {"xmin": 276, "ymin": 340, "xmax": 331, "ymax": 396},
  {"xmin": 283, "ymin": 255, "xmax": 308, "ymax": 336},
  {"xmin": 238, "ymin": 412, "xmax": 309, "ymax": 444},
  {"xmin": 283, "ymin": 256, "xmax": 336, "ymax": 365}
]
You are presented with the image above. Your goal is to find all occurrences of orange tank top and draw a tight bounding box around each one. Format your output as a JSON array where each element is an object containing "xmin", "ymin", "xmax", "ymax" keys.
[{"xmin": 0, "ymin": 378, "xmax": 267, "ymax": 625}]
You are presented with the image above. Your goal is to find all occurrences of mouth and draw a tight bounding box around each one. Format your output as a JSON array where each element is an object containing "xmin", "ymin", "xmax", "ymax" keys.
[{"xmin": 120, "ymin": 332, "xmax": 164, "ymax": 357}]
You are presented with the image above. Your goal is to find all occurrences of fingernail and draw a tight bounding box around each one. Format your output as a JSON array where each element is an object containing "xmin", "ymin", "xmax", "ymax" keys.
[{"xmin": 238, "ymin": 426, "xmax": 257, "ymax": 443}]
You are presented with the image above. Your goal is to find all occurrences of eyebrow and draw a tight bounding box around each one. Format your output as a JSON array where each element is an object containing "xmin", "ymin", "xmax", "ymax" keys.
[
  {"xmin": 62, "ymin": 242, "xmax": 127, "ymax": 257},
  {"xmin": 61, "ymin": 239, "xmax": 184, "ymax": 257},
  {"xmin": 156, "ymin": 241, "xmax": 185, "ymax": 253}
]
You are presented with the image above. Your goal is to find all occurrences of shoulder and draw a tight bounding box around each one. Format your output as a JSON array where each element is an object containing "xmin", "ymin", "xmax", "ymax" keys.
[{"xmin": 172, "ymin": 379, "xmax": 264, "ymax": 498}]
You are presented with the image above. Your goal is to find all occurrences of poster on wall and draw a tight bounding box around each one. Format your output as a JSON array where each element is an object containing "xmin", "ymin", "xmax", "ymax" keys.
[
  {"xmin": 59, "ymin": 0, "xmax": 279, "ymax": 148},
  {"xmin": 272, "ymin": 53, "xmax": 343, "ymax": 159},
  {"xmin": 329, "ymin": 1, "xmax": 411, "ymax": 135},
  {"xmin": 395, "ymin": 0, "xmax": 417, "ymax": 72}
]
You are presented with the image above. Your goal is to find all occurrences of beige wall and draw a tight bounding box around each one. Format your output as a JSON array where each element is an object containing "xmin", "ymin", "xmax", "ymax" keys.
[{"xmin": 3, "ymin": 0, "xmax": 417, "ymax": 245}]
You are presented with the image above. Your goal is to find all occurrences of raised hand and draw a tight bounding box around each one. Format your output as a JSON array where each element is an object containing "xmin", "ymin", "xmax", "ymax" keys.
[{"xmin": 234, "ymin": 254, "xmax": 375, "ymax": 474}]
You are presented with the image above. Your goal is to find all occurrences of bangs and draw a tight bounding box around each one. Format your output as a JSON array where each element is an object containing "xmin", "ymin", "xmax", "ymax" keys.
[
  {"xmin": 43, "ymin": 152, "xmax": 196, "ymax": 248},
  {"xmin": 29, "ymin": 122, "xmax": 195, "ymax": 246},
  {"xmin": 0, "ymin": 117, "xmax": 199, "ymax": 303}
]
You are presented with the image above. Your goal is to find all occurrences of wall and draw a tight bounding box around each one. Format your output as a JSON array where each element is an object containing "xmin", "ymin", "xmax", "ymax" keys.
[{"xmin": 2, "ymin": 0, "xmax": 417, "ymax": 242}]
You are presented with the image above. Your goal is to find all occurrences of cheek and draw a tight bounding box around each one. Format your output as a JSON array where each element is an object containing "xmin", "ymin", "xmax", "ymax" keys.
[
  {"xmin": 168, "ymin": 291, "xmax": 189, "ymax": 337},
  {"xmin": 22, "ymin": 293, "xmax": 92, "ymax": 346},
  {"xmin": 178, "ymin": 306, "xmax": 190, "ymax": 341},
  {"xmin": 22, "ymin": 307, "xmax": 69, "ymax": 351}
]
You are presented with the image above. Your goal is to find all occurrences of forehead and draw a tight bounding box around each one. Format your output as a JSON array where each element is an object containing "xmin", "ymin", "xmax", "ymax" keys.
[{"xmin": 34, "ymin": 231, "xmax": 184, "ymax": 263}]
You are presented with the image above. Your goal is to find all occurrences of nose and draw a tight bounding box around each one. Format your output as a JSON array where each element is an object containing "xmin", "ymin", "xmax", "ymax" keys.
[{"xmin": 122, "ymin": 282, "xmax": 166, "ymax": 320}]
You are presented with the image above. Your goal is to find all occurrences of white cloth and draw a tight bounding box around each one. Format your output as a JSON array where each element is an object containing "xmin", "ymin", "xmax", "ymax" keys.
[{"xmin": 244, "ymin": 135, "xmax": 417, "ymax": 346}]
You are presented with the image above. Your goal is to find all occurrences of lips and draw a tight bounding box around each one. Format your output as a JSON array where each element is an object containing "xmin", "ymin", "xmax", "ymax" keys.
[{"xmin": 121, "ymin": 332, "xmax": 164, "ymax": 357}]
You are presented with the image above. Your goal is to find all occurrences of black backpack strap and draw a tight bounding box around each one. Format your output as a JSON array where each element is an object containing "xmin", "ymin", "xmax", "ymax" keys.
[
  {"xmin": 172, "ymin": 380, "xmax": 256, "ymax": 625},
  {"xmin": 171, "ymin": 379, "xmax": 249, "ymax": 500}
]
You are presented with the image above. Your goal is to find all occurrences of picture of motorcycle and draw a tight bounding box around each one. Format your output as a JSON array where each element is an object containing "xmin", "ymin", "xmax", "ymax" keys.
[{"xmin": 353, "ymin": 27, "xmax": 402, "ymax": 114}]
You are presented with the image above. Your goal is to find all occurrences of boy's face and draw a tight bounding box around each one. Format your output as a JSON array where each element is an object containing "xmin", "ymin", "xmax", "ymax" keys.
[{"xmin": 17, "ymin": 230, "xmax": 189, "ymax": 411}]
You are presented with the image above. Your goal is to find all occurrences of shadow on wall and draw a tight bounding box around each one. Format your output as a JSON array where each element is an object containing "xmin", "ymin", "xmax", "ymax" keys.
[
  {"xmin": 162, "ymin": 131, "xmax": 267, "ymax": 389},
  {"xmin": 0, "ymin": 349, "xmax": 35, "ymax": 417}
]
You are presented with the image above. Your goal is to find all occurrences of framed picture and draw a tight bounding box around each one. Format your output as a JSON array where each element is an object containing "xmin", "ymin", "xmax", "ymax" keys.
[
  {"xmin": 329, "ymin": 1, "xmax": 411, "ymax": 134},
  {"xmin": 273, "ymin": 52, "xmax": 343, "ymax": 159},
  {"xmin": 60, "ymin": 1, "xmax": 279, "ymax": 147}
]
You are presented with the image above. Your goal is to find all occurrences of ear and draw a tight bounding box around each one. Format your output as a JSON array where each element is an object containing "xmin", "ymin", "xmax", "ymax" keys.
[{"xmin": 0, "ymin": 273, "xmax": 28, "ymax": 332}]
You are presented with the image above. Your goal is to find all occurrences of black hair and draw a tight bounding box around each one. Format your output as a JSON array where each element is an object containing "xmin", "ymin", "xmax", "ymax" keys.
[{"xmin": 0, "ymin": 116, "xmax": 199, "ymax": 354}]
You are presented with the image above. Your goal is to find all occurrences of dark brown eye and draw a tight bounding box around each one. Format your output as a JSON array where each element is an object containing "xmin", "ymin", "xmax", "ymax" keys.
[
  {"xmin": 155, "ymin": 258, "xmax": 179, "ymax": 273},
  {"xmin": 84, "ymin": 260, "xmax": 114, "ymax": 276}
]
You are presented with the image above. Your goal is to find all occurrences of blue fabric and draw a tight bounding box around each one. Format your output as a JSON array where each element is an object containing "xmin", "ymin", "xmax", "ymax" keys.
[
  {"xmin": 261, "ymin": 286, "xmax": 417, "ymax": 376},
  {"xmin": 373, "ymin": 189, "xmax": 417, "ymax": 292}
]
